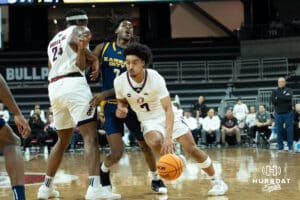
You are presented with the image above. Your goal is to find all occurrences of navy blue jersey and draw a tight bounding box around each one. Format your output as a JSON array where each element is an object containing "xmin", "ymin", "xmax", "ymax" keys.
[{"xmin": 100, "ymin": 42, "xmax": 126, "ymax": 99}]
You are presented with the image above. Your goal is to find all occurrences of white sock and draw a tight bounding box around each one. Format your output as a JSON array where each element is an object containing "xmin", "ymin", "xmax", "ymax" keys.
[
  {"xmin": 101, "ymin": 163, "xmax": 110, "ymax": 173},
  {"xmin": 89, "ymin": 176, "xmax": 101, "ymax": 188},
  {"xmin": 151, "ymin": 171, "xmax": 160, "ymax": 181},
  {"xmin": 44, "ymin": 175, "xmax": 54, "ymax": 188}
]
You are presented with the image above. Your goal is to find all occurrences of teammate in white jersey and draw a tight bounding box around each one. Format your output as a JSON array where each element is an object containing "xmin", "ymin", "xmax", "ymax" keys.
[
  {"xmin": 37, "ymin": 9, "xmax": 120, "ymax": 200},
  {"xmin": 114, "ymin": 43, "xmax": 228, "ymax": 196}
]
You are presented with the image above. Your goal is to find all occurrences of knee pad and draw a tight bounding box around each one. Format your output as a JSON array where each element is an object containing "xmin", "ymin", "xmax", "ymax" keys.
[{"xmin": 199, "ymin": 156, "xmax": 212, "ymax": 169}]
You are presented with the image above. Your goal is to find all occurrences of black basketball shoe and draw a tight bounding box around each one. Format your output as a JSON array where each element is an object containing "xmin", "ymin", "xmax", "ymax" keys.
[{"xmin": 151, "ymin": 179, "xmax": 168, "ymax": 194}]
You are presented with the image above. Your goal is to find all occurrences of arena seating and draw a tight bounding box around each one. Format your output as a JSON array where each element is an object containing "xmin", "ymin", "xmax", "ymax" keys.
[{"xmin": 2, "ymin": 49, "xmax": 299, "ymax": 117}]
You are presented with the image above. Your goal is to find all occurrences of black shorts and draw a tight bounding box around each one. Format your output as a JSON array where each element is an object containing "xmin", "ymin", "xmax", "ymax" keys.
[
  {"xmin": 0, "ymin": 118, "xmax": 5, "ymax": 129},
  {"xmin": 104, "ymin": 103, "xmax": 144, "ymax": 141}
]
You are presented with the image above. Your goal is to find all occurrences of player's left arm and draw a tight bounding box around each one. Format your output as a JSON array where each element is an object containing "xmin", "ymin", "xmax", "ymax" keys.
[
  {"xmin": 161, "ymin": 96, "xmax": 175, "ymax": 155},
  {"xmin": 0, "ymin": 74, "xmax": 31, "ymax": 138}
]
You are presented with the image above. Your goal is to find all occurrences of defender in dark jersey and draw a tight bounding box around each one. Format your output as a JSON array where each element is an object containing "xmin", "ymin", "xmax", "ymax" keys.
[{"xmin": 90, "ymin": 19, "xmax": 167, "ymax": 194}]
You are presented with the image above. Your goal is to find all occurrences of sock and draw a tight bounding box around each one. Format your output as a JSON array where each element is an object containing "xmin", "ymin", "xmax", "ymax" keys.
[
  {"xmin": 151, "ymin": 171, "xmax": 160, "ymax": 181},
  {"xmin": 12, "ymin": 185, "xmax": 25, "ymax": 200},
  {"xmin": 101, "ymin": 163, "xmax": 110, "ymax": 173},
  {"xmin": 44, "ymin": 175, "xmax": 54, "ymax": 188},
  {"xmin": 89, "ymin": 176, "xmax": 101, "ymax": 188}
]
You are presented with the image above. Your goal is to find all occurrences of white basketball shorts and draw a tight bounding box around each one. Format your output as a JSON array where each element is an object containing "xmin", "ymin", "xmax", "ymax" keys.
[
  {"xmin": 141, "ymin": 115, "xmax": 189, "ymax": 140},
  {"xmin": 48, "ymin": 77, "xmax": 96, "ymax": 130}
]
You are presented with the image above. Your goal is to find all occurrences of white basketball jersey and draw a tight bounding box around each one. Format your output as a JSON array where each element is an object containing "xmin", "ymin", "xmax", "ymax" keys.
[
  {"xmin": 47, "ymin": 25, "xmax": 84, "ymax": 80},
  {"xmin": 114, "ymin": 69, "xmax": 170, "ymax": 122}
]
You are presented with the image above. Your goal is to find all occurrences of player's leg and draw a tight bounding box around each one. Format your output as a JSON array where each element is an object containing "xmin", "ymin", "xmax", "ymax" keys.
[
  {"xmin": 0, "ymin": 122, "xmax": 26, "ymax": 200},
  {"xmin": 177, "ymin": 131, "xmax": 228, "ymax": 196},
  {"xmin": 143, "ymin": 131, "xmax": 164, "ymax": 154},
  {"xmin": 124, "ymin": 107, "xmax": 167, "ymax": 193},
  {"xmin": 38, "ymin": 99, "xmax": 74, "ymax": 199},
  {"xmin": 100, "ymin": 104, "xmax": 124, "ymax": 190},
  {"xmin": 38, "ymin": 128, "xmax": 73, "ymax": 199}
]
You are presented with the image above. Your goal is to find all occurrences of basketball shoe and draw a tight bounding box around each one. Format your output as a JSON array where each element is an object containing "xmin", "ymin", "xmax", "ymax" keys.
[
  {"xmin": 37, "ymin": 184, "xmax": 60, "ymax": 199},
  {"xmin": 208, "ymin": 179, "xmax": 228, "ymax": 196},
  {"xmin": 85, "ymin": 185, "xmax": 121, "ymax": 200},
  {"xmin": 151, "ymin": 179, "xmax": 168, "ymax": 194}
]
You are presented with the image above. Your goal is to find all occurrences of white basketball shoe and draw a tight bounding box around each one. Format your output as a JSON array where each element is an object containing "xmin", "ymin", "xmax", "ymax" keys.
[
  {"xmin": 37, "ymin": 184, "xmax": 60, "ymax": 199},
  {"xmin": 85, "ymin": 185, "xmax": 121, "ymax": 200},
  {"xmin": 208, "ymin": 179, "xmax": 228, "ymax": 196}
]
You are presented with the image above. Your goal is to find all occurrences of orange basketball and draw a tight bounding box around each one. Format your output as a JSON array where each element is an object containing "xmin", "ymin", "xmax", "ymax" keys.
[{"xmin": 157, "ymin": 154, "xmax": 183, "ymax": 181}]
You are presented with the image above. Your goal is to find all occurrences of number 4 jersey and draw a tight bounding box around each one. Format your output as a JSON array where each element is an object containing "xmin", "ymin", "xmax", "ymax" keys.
[
  {"xmin": 114, "ymin": 69, "xmax": 170, "ymax": 122},
  {"xmin": 47, "ymin": 25, "xmax": 85, "ymax": 80}
]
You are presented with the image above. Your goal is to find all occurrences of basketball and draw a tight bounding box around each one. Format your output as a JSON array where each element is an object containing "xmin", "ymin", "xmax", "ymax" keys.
[{"xmin": 157, "ymin": 154, "xmax": 183, "ymax": 181}]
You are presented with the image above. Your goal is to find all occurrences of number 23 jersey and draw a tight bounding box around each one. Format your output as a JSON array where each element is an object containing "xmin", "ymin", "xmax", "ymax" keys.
[{"xmin": 114, "ymin": 69, "xmax": 169, "ymax": 122}]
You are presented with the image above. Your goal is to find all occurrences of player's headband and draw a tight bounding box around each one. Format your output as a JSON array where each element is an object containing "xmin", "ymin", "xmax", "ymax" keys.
[{"xmin": 66, "ymin": 14, "xmax": 88, "ymax": 21}]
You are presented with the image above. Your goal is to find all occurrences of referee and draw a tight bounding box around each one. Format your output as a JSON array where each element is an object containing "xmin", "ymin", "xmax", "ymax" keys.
[{"xmin": 271, "ymin": 77, "xmax": 294, "ymax": 152}]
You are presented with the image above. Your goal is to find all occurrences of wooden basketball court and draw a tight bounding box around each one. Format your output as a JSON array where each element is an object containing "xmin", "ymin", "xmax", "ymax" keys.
[{"xmin": 0, "ymin": 148, "xmax": 299, "ymax": 199}]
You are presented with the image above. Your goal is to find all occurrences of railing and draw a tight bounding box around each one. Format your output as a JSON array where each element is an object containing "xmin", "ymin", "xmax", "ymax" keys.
[
  {"xmin": 152, "ymin": 57, "xmax": 289, "ymax": 83},
  {"xmin": 218, "ymin": 89, "xmax": 300, "ymax": 115}
]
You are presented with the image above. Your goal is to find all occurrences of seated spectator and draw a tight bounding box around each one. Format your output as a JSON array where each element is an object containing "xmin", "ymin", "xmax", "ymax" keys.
[
  {"xmin": 252, "ymin": 105, "xmax": 272, "ymax": 142},
  {"xmin": 69, "ymin": 127, "xmax": 82, "ymax": 151},
  {"xmin": 0, "ymin": 102, "xmax": 10, "ymax": 122},
  {"xmin": 183, "ymin": 110, "xmax": 200, "ymax": 144},
  {"xmin": 201, "ymin": 108, "xmax": 221, "ymax": 148},
  {"xmin": 193, "ymin": 96, "xmax": 208, "ymax": 119},
  {"xmin": 245, "ymin": 106, "xmax": 256, "ymax": 138},
  {"xmin": 30, "ymin": 104, "xmax": 46, "ymax": 123},
  {"xmin": 24, "ymin": 113, "xmax": 45, "ymax": 149},
  {"xmin": 233, "ymin": 97, "xmax": 249, "ymax": 129},
  {"xmin": 294, "ymin": 104, "xmax": 300, "ymax": 141},
  {"xmin": 221, "ymin": 110, "xmax": 241, "ymax": 145},
  {"xmin": 44, "ymin": 114, "xmax": 58, "ymax": 148}
]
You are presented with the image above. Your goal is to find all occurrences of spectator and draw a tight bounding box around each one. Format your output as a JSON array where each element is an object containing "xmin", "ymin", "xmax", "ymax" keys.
[
  {"xmin": 69, "ymin": 126, "xmax": 82, "ymax": 151},
  {"xmin": 30, "ymin": 104, "xmax": 46, "ymax": 123},
  {"xmin": 246, "ymin": 106, "xmax": 256, "ymax": 128},
  {"xmin": 221, "ymin": 110, "xmax": 241, "ymax": 145},
  {"xmin": 201, "ymin": 108, "xmax": 221, "ymax": 148},
  {"xmin": 233, "ymin": 97, "xmax": 249, "ymax": 129},
  {"xmin": 271, "ymin": 77, "xmax": 294, "ymax": 152},
  {"xmin": 193, "ymin": 96, "xmax": 208, "ymax": 118},
  {"xmin": 24, "ymin": 113, "xmax": 45, "ymax": 149},
  {"xmin": 294, "ymin": 104, "xmax": 300, "ymax": 141},
  {"xmin": 245, "ymin": 106, "xmax": 256, "ymax": 142},
  {"xmin": 0, "ymin": 102, "xmax": 10, "ymax": 122},
  {"xmin": 183, "ymin": 110, "xmax": 200, "ymax": 144},
  {"xmin": 252, "ymin": 105, "xmax": 272, "ymax": 142},
  {"xmin": 44, "ymin": 114, "xmax": 58, "ymax": 148}
]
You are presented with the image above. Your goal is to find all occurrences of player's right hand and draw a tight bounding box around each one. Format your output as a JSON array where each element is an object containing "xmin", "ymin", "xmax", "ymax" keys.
[
  {"xmin": 14, "ymin": 114, "xmax": 31, "ymax": 139},
  {"xmin": 116, "ymin": 107, "xmax": 128, "ymax": 118},
  {"xmin": 77, "ymin": 33, "xmax": 91, "ymax": 50},
  {"xmin": 89, "ymin": 93, "xmax": 105, "ymax": 107}
]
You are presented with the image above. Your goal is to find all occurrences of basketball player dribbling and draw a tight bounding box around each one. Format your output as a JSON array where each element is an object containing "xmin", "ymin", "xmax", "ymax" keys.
[
  {"xmin": 37, "ymin": 8, "xmax": 120, "ymax": 199},
  {"xmin": 0, "ymin": 74, "xmax": 31, "ymax": 200},
  {"xmin": 114, "ymin": 43, "xmax": 228, "ymax": 196},
  {"xmin": 90, "ymin": 18, "xmax": 167, "ymax": 195}
]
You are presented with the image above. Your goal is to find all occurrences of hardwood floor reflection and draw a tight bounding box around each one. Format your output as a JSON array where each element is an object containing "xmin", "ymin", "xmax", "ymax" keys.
[{"xmin": 0, "ymin": 148, "xmax": 299, "ymax": 199}]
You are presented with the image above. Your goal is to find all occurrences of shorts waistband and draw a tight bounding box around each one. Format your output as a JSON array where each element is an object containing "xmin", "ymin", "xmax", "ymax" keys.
[{"xmin": 49, "ymin": 72, "xmax": 83, "ymax": 83}]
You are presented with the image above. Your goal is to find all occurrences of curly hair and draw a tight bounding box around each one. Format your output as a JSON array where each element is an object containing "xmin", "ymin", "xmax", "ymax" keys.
[{"xmin": 123, "ymin": 43, "xmax": 153, "ymax": 66}]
